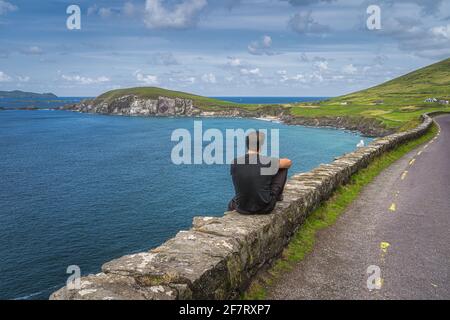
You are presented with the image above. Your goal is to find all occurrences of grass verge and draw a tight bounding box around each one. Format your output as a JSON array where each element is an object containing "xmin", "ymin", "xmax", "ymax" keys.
[{"xmin": 242, "ymin": 122, "xmax": 439, "ymax": 300}]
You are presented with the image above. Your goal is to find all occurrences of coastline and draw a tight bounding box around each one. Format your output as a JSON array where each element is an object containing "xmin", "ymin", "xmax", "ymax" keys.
[
  {"xmin": 1, "ymin": 108, "xmax": 365, "ymax": 300},
  {"xmin": 60, "ymin": 96, "xmax": 392, "ymax": 137},
  {"xmin": 50, "ymin": 113, "xmax": 434, "ymax": 300}
]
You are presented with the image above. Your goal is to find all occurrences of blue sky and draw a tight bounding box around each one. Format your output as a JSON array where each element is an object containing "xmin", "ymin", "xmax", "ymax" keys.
[{"xmin": 0, "ymin": 0, "xmax": 449, "ymax": 97}]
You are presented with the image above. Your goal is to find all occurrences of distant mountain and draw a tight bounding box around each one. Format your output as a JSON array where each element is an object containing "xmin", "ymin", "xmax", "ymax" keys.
[
  {"xmin": 288, "ymin": 57, "xmax": 450, "ymax": 132},
  {"xmin": 63, "ymin": 58, "xmax": 450, "ymax": 135},
  {"xmin": 0, "ymin": 90, "xmax": 58, "ymax": 99},
  {"xmin": 94, "ymin": 86, "xmax": 236, "ymax": 109},
  {"xmin": 328, "ymin": 58, "xmax": 450, "ymax": 106}
]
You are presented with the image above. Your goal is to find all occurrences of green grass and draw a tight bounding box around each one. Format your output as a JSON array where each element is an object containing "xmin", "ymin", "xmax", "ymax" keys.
[
  {"xmin": 292, "ymin": 58, "xmax": 450, "ymax": 130},
  {"xmin": 242, "ymin": 122, "xmax": 439, "ymax": 300},
  {"xmin": 94, "ymin": 58, "xmax": 450, "ymax": 132},
  {"xmin": 94, "ymin": 86, "xmax": 269, "ymax": 111}
]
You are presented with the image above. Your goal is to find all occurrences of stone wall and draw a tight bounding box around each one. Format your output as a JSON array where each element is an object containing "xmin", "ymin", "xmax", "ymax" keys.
[{"xmin": 50, "ymin": 114, "xmax": 434, "ymax": 300}]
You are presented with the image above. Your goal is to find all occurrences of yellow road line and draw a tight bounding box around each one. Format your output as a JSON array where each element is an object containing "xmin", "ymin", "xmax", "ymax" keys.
[
  {"xmin": 409, "ymin": 158, "xmax": 416, "ymax": 166},
  {"xmin": 375, "ymin": 277, "xmax": 384, "ymax": 288},
  {"xmin": 417, "ymin": 151, "xmax": 423, "ymax": 156},
  {"xmin": 379, "ymin": 241, "xmax": 391, "ymax": 264},
  {"xmin": 389, "ymin": 203, "xmax": 396, "ymax": 212},
  {"xmin": 380, "ymin": 242, "xmax": 390, "ymax": 253},
  {"xmin": 401, "ymin": 171, "xmax": 408, "ymax": 180}
]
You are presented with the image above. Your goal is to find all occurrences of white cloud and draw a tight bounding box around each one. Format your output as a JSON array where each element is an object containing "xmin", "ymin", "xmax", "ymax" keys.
[
  {"xmin": 262, "ymin": 35, "xmax": 272, "ymax": 47},
  {"xmin": 248, "ymin": 35, "xmax": 274, "ymax": 55},
  {"xmin": 62, "ymin": 74, "xmax": 110, "ymax": 85},
  {"xmin": 299, "ymin": 53, "xmax": 328, "ymax": 63},
  {"xmin": 280, "ymin": 73, "xmax": 306, "ymax": 83},
  {"xmin": 288, "ymin": 11, "xmax": 330, "ymax": 35},
  {"xmin": 342, "ymin": 64, "xmax": 357, "ymax": 75},
  {"xmin": 88, "ymin": 5, "xmax": 110, "ymax": 18},
  {"xmin": 201, "ymin": 73, "xmax": 217, "ymax": 83},
  {"xmin": 98, "ymin": 7, "xmax": 113, "ymax": 18},
  {"xmin": 88, "ymin": 5, "xmax": 129, "ymax": 18},
  {"xmin": 431, "ymin": 24, "xmax": 450, "ymax": 40},
  {"xmin": 170, "ymin": 76, "xmax": 196, "ymax": 86},
  {"xmin": 87, "ymin": 5, "xmax": 98, "ymax": 16},
  {"xmin": 311, "ymin": 72, "xmax": 324, "ymax": 82},
  {"xmin": 21, "ymin": 46, "xmax": 44, "ymax": 55},
  {"xmin": 380, "ymin": 16, "xmax": 450, "ymax": 58},
  {"xmin": 374, "ymin": 54, "xmax": 389, "ymax": 66},
  {"xmin": 135, "ymin": 70, "xmax": 158, "ymax": 85},
  {"xmin": 227, "ymin": 57, "xmax": 241, "ymax": 67},
  {"xmin": 17, "ymin": 75, "xmax": 30, "ymax": 82},
  {"xmin": 0, "ymin": 0, "xmax": 17, "ymax": 15},
  {"xmin": 240, "ymin": 68, "xmax": 261, "ymax": 76},
  {"xmin": 122, "ymin": 2, "xmax": 136, "ymax": 17},
  {"xmin": 314, "ymin": 61, "xmax": 328, "ymax": 72},
  {"xmin": 148, "ymin": 52, "xmax": 179, "ymax": 66},
  {"xmin": 144, "ymin": 0, "xmax": 207, "ymax": 29},
  {"xmin": 290, "ymin": 74, "xmax": 305, "ymax": 81},
  {"xmin": 377, "ymin": 0, "xmax": 444, "ymax": 16},
  {"xmin": 182, "ymin": 77, "xmax": 196, "ymax": 84},
  {"xmin": 0, "ymin": 71, "xmax": 11, "ymax": 82},
  {"xmin": 283, "ymin": 0, "xmax": 337, "ymax": 6}
]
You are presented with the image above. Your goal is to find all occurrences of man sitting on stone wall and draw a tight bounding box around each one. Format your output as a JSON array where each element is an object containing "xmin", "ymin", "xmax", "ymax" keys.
[{"xmin": 228, "ymin": 131, "xmax": 292, "ymax": 214}]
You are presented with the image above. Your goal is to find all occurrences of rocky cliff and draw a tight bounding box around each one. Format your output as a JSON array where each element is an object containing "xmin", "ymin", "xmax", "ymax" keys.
[
  {"xmin": 63, "ymin": 95, "xmax": 257, "ymax": 117},
  {"xmin": 63, "ymin": 95, "xmax": 392, "ymax": 137},
  {"xmin": 282, "ymin": 116, "xmax": 395, "ymax": 137},
  {"xmin": 63, "ymin": 95, "xmax": 242, "ymax": 117}
]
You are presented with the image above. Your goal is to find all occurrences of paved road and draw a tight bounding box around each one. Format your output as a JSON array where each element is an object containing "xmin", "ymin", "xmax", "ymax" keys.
[{"xmin": 269, "ymin": 115, "xmax": 450, "ymax": 300}]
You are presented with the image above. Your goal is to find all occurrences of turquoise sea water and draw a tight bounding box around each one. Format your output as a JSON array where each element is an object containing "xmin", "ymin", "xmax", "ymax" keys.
[{"xmin": 0, "ymin": 98, "xmax": 369, "ymax": 300}]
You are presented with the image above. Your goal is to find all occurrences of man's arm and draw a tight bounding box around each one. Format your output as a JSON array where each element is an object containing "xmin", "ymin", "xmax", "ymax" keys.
[{"xmin": 279, "ymin": 158, "xmax": 292, "ymax": 169}]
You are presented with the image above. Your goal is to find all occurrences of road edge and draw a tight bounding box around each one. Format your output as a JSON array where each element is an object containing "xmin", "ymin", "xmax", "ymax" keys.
[{"xmin": 244, "ymin": 117, "xmax": 441, "ymax": 300}]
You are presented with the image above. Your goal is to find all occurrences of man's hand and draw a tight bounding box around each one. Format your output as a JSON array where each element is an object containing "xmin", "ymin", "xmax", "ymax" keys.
[{"xmin": 279, "ymin": 158, "xmax": 292, "ymax": 169}]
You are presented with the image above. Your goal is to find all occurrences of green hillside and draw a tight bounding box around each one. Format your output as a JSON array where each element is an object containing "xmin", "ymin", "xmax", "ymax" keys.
[
  {"xmin": 334, "ymin": 58, "xmax": 450, "ymax": 104},
  {"xmin": 291, "ymin": 57, "xmax": 450, "ymax": 130},
  {"xmin": 0, "ymin": 90, "xmax": 57, "ymax": 99},
  {"xmin": 95, "ymin": 86, "xmax": 263, "ymax": 110},
  {"xmin": 94, "ymin": 58, "xmax": 450, "ymax": 131}
]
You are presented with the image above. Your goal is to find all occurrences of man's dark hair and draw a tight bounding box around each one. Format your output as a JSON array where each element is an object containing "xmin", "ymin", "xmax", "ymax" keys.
[{"xmin": 246, "ymin": 131, "xmax": 266, "ymax": 152}]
